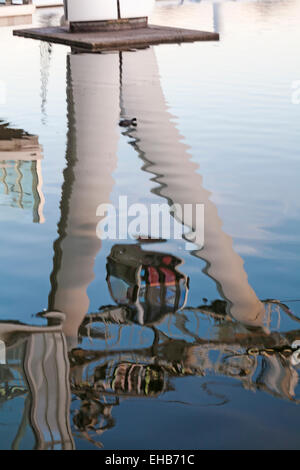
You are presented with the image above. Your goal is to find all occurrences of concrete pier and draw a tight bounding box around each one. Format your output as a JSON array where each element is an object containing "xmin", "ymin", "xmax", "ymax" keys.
[{"xmin": 13, "ymin": 24, "xmax": 219, "ymax": 51}]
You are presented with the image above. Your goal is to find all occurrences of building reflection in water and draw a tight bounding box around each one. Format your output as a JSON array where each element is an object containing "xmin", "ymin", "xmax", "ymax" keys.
[
  {"xmin": 0, "ymin": 121, "xmax": 45, "ymax": 223},
  {"xmin": 1, "ymin": 47, "xmax": 300, "ymax": 449}
]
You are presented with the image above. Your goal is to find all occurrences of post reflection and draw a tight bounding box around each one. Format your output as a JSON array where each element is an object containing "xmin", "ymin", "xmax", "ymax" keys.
[
  {"xmin": 1, "ymin": 46, "xmax": 300, "ymax": 449},
  {"xmin": 119, "ymin": 47, "xmax": 265, "ymax": 329},
  {"xmin": 48, "ymin": 53, "xmax": 119, "ymax": 346}
]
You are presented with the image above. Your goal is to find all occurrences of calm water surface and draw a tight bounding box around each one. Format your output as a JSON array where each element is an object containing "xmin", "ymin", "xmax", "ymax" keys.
[{"xmin": 0, "ymin": 0, "xmax": 300, "ymax": 450}]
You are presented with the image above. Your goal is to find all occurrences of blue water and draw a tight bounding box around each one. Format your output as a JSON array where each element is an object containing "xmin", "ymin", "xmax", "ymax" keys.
[{"xmin": 0, "ymin": 0, "xmax": 300, "ymax": 450}]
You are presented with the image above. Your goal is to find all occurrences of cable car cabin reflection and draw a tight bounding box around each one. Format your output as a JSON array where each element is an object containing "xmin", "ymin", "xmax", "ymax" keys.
[{"xmin": 106, "ymin": 244, "xmax": 189, "ymax": 325}]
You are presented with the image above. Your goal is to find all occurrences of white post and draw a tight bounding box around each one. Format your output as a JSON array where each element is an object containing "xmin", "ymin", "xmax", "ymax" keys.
[{"xmin": 64, "ymin": 0, "xmax": 154, "ymax": 23}]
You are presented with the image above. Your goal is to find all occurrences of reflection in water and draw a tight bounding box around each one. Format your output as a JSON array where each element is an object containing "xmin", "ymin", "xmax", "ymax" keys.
[
  {"xmin": 40, "ymin": 42, "xmax": 52, "ymax": 126},
  {"xmin": 106, "ymin": 243, "xmax": 189, "ymax": 325},
  {"xmin": 120, "ymin": 47, "xmax": 265, "ymax": 329},
  {"xmin": 38, "ymin": 9, "xmax": 62, "ymax": 126},
  {"xmin": 1, "ymin": 44, "xmax": 300, "ymax": 449},
  {"xmin": 47, "ymin": 53, "xmax": 119, "ymax": 345},
  {"xmin": 0, "ymin": 320, "xmax": 73, "ymax": 450},
  {"xmin": 2, "ymin": 299, "xmax": 300, "ymax": 448},
  {"xmin": 0, "ymin": 121, "xmax": 45, "ymax": 223}
]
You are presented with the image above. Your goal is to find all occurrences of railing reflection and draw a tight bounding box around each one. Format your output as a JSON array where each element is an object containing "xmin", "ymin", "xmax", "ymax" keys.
[{"xmin": 0, "ymin": 320, "xmax": 74, "ymax": 449}]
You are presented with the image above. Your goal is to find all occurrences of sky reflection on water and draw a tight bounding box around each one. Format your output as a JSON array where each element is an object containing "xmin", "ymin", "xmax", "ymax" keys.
[{"xmin": 0, "ymin": 0, "xmax": 299, "ymax": 450}]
